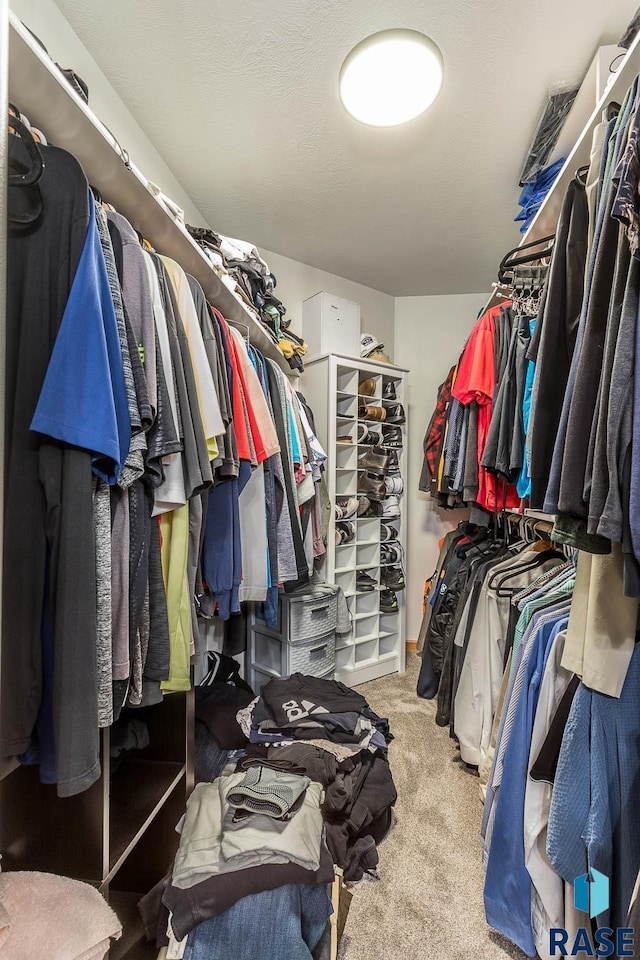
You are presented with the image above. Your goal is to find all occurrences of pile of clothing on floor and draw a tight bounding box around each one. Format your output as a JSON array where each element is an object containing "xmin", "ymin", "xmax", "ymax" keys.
[
  {"xmin": 187, "ymin": 226, "xmax": 308, "ymax": 371},
  {"xmin": 140, "ymin": 669, "xmax": 396, "ymax": 959}
]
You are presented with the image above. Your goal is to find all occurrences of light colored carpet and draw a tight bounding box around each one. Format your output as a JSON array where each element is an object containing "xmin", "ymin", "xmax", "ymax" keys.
[{"xmin": 338, "ymin": 653, "xmax": 527, "ymax": 960}]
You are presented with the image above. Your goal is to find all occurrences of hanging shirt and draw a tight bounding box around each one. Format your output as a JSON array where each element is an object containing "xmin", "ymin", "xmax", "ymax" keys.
[
  {"xmin": 484, "ymin": 613, "xmax": 569, "ymax": 957},
  {"xmin": 547, "ymin": 643, "xmax": 640, "ymax": 933},
  {"xmin": 31, "ymin": 192, "xmax": 130, "ymax": 484},
  {"xmin": 452, "ymin": 303, "xmax": 519, "ymax": 512},
  {"xmin": 160, "ymin": 257, "xmax": 224, "ymax": 459}
]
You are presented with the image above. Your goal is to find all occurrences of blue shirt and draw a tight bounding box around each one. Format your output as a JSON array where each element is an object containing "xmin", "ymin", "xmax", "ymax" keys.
[
  {"xmin": 31, "ymin": 192, "xmax": 130, "ymax": 483},
  {"xmin": 547, "ymin": 643, "xmax": 640, "ymax": 931},
  {"xmin": 517, "ymin": 317, "xmax": 536, "ymax": 499},
  {"xmin": 484, "ymin": 614, "xmax": 569, "ymax": 956}
]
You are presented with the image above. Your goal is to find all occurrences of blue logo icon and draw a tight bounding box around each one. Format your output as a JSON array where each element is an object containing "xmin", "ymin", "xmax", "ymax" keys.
[{"xmin": 574, "ymin": 869, "xmax": 610, "ymax": 919}]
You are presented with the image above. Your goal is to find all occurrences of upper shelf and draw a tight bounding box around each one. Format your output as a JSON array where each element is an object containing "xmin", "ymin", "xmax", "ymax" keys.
[
  {"xmin": 523, "ymin": 31, "xmax": 640, "ymax": 246},
  {"xmin": 484, "ymin": 30, "xmax": 640, "ymax": 312},
  {"xmin": 7, "ymin": 12, "xmax": 292, "ymax": 375}
]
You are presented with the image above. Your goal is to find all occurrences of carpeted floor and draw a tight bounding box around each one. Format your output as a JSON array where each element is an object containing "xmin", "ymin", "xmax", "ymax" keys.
[{"xmin": 338, "ymin": 653, "xmax": 527, "ymax": 960}]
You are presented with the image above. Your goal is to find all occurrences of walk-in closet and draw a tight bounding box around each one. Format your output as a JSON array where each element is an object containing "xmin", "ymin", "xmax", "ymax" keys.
[{"xmin": 2, "ymin": 3, "xmax": 640, "ymax": 959}]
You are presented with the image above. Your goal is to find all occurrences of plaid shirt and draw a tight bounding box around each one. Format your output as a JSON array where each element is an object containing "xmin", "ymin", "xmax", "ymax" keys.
[{"xmin": 419, "ymin": 364, "xmax": 457, "ymax": 492}]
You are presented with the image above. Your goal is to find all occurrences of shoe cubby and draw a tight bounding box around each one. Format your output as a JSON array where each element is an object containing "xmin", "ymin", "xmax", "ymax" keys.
[
  {"xmin": 335, "ymin": 646, "xmax": 355, "ymax": 673},
  {"xmin": 355, "ymin": 638, "xmax": 379, "ymax": 666},
  {"xmin": 334, "ymin": 543, "xmax": 356, "ymax": 574},
  {"xmin": 336, "ymin": 394, "xmax": 358, "ymax": 421},
  {"xmin": 335, "ymin": 471, "xmax": 357, "ymax": 497},
  {"xmin": 358, "ymin": 399, "xmax": 384, "ymax": 423},
  {"xmin": 356, "ymin": 517, "xmax": 380, "ymax": 544},
  {"xmin": 357, "ymin": 374, "xmax": 382, "ymax": 401},
  {"xmin": 355, "ymin": 590, "xmax": 379, "ymax": 618},
  {"xmin": 336, "ymin": 444, "xmax": 357, "ymax": 471},
  {"xmin": 355, "ymin": 615, "xmax": 379, "ymax": 643},
  {"xmin": 356, "ymin": 541, "xmax": 380, "ymax": 569},
  {"xmin": 379, "ymin": 613, "xmax": 400, "ymax": 635},
  {"xmin": 303, "ymin": 351, "xmax": 408, "ymax": 684},
  {"xmin": 379, "ymin": 634, "xmax": 399, "ymax": 659},
  {"xmin": 334, "ymin": 569, "xmax": 356, "ymax": 598},
  {"xmin": 336, "ymin": 366, "xmax": 359, "ymax": 395}
]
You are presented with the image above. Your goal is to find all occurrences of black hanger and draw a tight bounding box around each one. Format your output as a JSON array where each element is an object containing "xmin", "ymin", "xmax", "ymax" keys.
[
  {"xmin": 498, "ymin": 234, "xmax": 555, "ymax": 284},
  {"xmin": 8, "ymin": 112, "xmax": 45, "ymax": 188},
  {"xmin": 575, "ymin": 164, "xmax": 590, "ymax": 187},
  {"xmin": 90, "ymin": 184, "xmax": 103, "ymax": 205},
  {"xmin": 606, "ymin": 100, "xmax": 621, "ymax": 121}
]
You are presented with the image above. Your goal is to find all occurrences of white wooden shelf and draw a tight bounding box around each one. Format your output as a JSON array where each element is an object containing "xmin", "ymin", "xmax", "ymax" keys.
[
  {"xmin": 303, "ymin": 353, "xmax": 407, "ymax": 684},
  {"xmin": 7, "ymin": 12, "xmax": 291, "ymax": 376},
  {"xmin": 483, "ymin": 30, "xmax": 640, "ymax": 314}
]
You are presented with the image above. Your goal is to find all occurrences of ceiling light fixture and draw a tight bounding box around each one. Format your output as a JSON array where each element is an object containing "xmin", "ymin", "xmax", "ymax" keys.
[{"xmin": 339, "ymin": 29, "xmax": 444, "ymax": 127}]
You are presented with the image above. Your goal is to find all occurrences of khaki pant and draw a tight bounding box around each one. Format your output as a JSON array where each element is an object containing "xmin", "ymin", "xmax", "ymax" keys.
[{"xmin": 562, "ymin": 542, "xmax": 638, "ymax": 697}]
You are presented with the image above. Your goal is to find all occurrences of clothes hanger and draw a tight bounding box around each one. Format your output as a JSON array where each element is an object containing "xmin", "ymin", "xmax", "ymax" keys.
[
  {"xmin": 7, "ymin": 110, "xmax": 45, "ymax": 189},
  {"xmin": 575, "ymin": 164, "xmax": 590, "ymax": 187},
  {"xmin": 498, "ymin": 235, "xmax": 555, "ymax": 284}
]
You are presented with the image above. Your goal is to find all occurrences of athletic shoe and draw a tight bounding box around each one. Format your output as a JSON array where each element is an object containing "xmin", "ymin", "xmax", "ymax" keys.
[
  {"xmin": 383, "ymin": 380, "xmax": 397, "ymax": 400},
  {"xmin": 357, "ymin": 472, "xmax": 386, "ymax": 501},
  {"xmin": 381, "ymin": 542, "xmax": 403, "ymax": 565},
  {"xmin": 380, "ymin": 589, "xmax": 399, "ymax": 613},
  {"xmin": 384, "ymin": 476, "xmax": 404, "ymax": 495},
  {"xmin": 386, "ymin": 449, "xmax": 400, "ymax": 475},
  {"xmin": 359, "ymin": 427, "xmax": 381, "ymax": 446},
  {"xmin": 336, "ymin": 521, "xmax": 356, "ymax": 545},
  {"xmin": 382, "ymin": 426, "xmax": 403, "ymax": 448},
  {"xmin": 356, "ymin": 571, "xmax": 378, "ymax": 592},
  {"xmin": 360, "ymin": 499, "xmax": 383, "ymax": 518},
  {"xmin": 384, "ymin": 402, "xmax": 406, "ymax": 424},
  {"xmin": 358, "ymin": 447, "xmax": 390, "ymax": 474},
  {"xmin": 382, "ymin": 566, "xmax": 406, "ymax": 590},
  {"xmin": 380, "ymin": 523, "xmax": 398, "ymax": 542},
  {"xmin": 335, "ymin": 497, "xmax": 359, "ymax": 520},
  {"xmin": 380, "ymin": 495, "xmax": 401, "ymax": 520}
]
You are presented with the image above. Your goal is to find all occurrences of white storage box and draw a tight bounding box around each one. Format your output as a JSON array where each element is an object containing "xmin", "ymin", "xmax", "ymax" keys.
[{"xmin": 302, "ymin": 292, "xmax": 361, "ymax": 361}]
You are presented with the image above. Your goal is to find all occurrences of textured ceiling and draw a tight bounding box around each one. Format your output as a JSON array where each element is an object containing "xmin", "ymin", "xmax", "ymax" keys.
[{"xmin": 55, "ymin": 0, "xmax": 638, "ymax": 295}]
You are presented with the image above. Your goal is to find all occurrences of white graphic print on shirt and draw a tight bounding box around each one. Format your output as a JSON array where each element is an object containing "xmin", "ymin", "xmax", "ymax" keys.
[{"xmin": 281, "ymin": 699, "xmax": 330, "ymax": 722}]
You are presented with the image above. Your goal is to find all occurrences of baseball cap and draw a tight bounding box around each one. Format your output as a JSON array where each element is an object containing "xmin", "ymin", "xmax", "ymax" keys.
[{"xmin": 361, "ymin": 333, "xmax": 385, "ymax": 358}]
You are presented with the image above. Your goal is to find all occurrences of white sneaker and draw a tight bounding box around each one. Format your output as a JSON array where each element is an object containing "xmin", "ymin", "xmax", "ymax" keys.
[
  {"xmin": 380, "ymin": 495, "xmax": 401, "ymax": 520},
  {"xmin": 335, "ymin": 497, "xmax": 359, "ymax": 520},
  {"xmin": 384, "ymin": 477, "xmax": 404, "ymax": 495}
]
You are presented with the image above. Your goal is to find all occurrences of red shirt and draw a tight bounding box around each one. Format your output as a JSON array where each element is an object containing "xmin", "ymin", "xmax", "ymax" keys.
[{"xmin": 453, "ymin": 302, "xmax": 520, "ymax": 512}]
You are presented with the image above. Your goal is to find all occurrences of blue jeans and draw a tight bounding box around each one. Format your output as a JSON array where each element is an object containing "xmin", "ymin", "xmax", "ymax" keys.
[{"xmin": 183, "ymin": 883, "xmax": 332, "ymax": 960}]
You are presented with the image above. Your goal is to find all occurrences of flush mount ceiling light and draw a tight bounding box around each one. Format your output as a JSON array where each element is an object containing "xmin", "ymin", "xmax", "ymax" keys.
[{"xmin": 339, "ymin": 29, "xmax": 443, "ymax": 127}]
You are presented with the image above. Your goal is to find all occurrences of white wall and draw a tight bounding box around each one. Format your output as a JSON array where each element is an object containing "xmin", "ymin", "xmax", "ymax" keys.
[
  {"xmin": 394, "ymin": 293, "xmax": 486, "ymax": 641},
  {"xmin": 261, "ymin": 247, "xmax": 395, "ymax": 349}
]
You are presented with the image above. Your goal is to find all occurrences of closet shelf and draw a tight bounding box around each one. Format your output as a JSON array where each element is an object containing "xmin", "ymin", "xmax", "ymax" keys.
[
  {"xmin": 7, "ymin": 13, "xmax": 292, "ymax": 377},
  {"xmin": 108, "ymin": 892, "xmax": 157, "ymax": 960},
  {"xmin": 107, "ymin": 760, "xmax": 185, "ymax": 882},
  {"xmin": 483, "ymin": 28, "xmax": 640, "ymax": 314}
]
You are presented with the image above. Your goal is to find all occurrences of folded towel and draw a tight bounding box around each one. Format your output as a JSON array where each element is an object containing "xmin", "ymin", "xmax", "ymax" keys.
[{"xmin": 0, "ymin": 871, "xmax": 121, "ymax": 960}]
